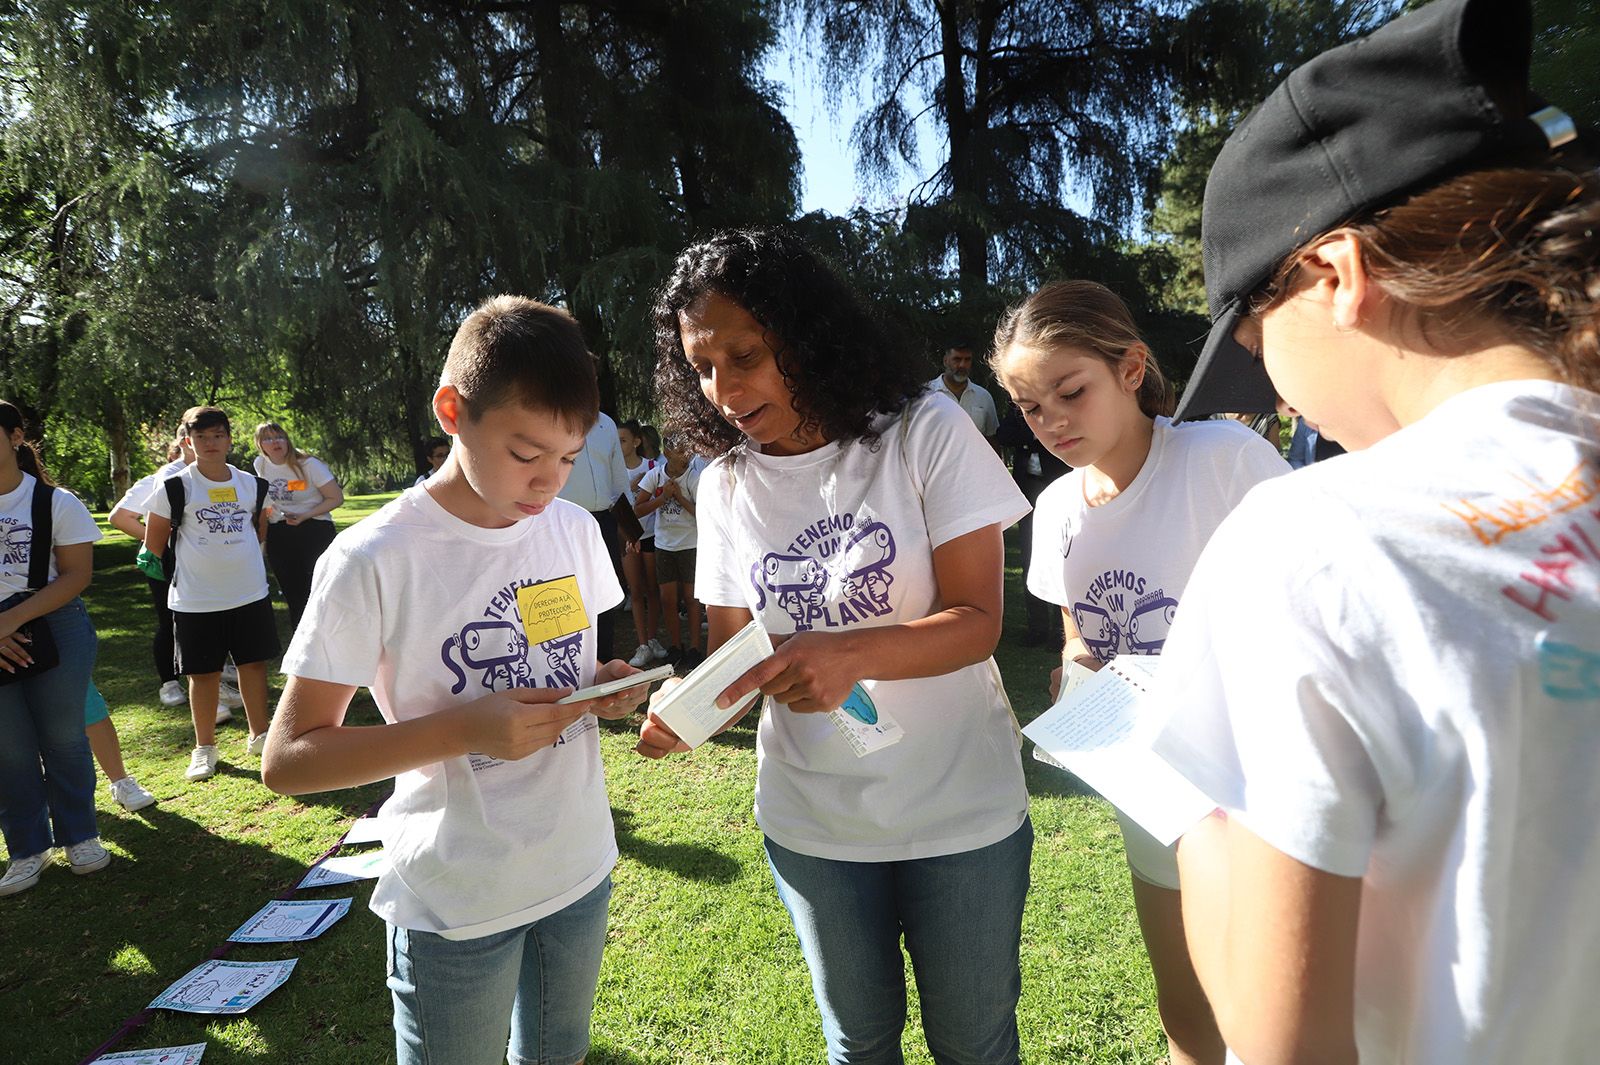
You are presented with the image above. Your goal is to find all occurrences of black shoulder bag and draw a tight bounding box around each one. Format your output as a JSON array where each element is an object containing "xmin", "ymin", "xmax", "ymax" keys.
[{"xmin": 0, "ymin": 478, "xmax": 62, "ymax": 685}]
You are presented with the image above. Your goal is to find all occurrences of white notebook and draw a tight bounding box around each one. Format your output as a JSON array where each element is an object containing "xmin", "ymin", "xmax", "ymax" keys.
[{"xmin": 1023, "ymin": 656, "xmax": 1214, "ymax": 846}]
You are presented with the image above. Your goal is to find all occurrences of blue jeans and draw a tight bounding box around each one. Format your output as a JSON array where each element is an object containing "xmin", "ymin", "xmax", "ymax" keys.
[
  {"xmin": 387, "ymin": 875, "xmax": 611, "ymax": 1065},
  {"xmin": 0, "ymin": 598, "xmax": 99, "ymax": 858},
  {"xmin": 766, "ymin": 818, "xmax": 1033, "ymax": 1065}
]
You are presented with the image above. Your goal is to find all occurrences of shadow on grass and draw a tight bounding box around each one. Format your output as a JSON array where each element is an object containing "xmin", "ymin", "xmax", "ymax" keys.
[
  {"xmin": 612, "ymin": 808, "xmax": 741, "ymax": 884},
  {"xmin": 588, "ymin": 1042, "xmax": 653, "ymax": 1065}
]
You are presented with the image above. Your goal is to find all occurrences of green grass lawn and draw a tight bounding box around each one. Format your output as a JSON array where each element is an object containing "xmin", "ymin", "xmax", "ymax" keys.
[{"xmin": 0, "ymin": 493, "xmax": 1164, "ymax": 1064}]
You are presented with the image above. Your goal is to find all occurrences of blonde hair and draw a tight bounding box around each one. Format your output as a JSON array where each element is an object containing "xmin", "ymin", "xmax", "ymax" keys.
[
  {"xmin": 254, "ymin": 421, "xmax": 309, "ymax": 482},
  {"xmin": 990, "ymin": 280, "xmax": 1174, "ymax": 419}
]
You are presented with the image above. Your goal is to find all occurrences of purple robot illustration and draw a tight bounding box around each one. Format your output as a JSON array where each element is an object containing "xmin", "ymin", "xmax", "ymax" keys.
[
  {"xmin": 440, "ymin": 619, "xmax": 533, "ymax": 694},
  {"xmin": 840, "ymin": 521, "xmax": 897, "ymax": 615},
  {"xmin": 760, "ymin": 552, "xmax": 829, "ymax": 631}
]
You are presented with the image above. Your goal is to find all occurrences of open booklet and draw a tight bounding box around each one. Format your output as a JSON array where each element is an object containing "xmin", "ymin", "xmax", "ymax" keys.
[
  {"xmin": 649, "ymin": 620, "xmax": 774, "ymax": 748},
  {"xmin": 1022, "ymin": 656, "xmax": 1214, "ymax": 846}
]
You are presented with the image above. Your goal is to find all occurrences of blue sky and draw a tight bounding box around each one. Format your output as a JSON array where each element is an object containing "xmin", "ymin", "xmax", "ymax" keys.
[{"xmin": 761, "ymin": 34, "xmax": 936, "ymax": 217}]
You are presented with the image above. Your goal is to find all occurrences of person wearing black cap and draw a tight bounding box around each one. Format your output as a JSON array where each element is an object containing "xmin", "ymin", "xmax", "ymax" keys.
[{"xmin": 1144, "ymin": 0, "xmax": 1600, "ymax": 1062}]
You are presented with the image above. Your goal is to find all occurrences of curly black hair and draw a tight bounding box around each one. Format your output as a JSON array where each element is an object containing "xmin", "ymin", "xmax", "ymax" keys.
[{"xmin": 652, "ymin": 227, "xmax": 927, "ymax": 457}]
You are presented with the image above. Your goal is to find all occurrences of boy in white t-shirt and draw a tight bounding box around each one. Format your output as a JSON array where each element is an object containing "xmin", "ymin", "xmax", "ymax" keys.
[
  {"xmin": 139, "ymin": 407, "xmax": 276, "ymax": 781},
  {"xmin": 632, "ymin": 435, "xmax": 703, "ymax": 666},
  {"xmin": 261, "ymin": 295, "xmax": 655, "ymax": 1065}
]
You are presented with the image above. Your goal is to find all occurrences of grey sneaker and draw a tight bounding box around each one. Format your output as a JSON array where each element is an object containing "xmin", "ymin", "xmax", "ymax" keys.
[
  {"xmin": 0, "ymin": 851, "xmax": 49, "ymax": 897},
  {"xmin": 185, "ymin": 745, "xmax": 219, "ymax": 781},
  {"xmin": 647, "ymin": 638, "xmax": 667, "ymax": 659},
  {"xmin": 109, "ymin": 776, "xmax": 156, "ymax": 812},
  {"xmin": 628, "ymin": 643, "xmax": 654, "ymax": 668},
  {"xmin": 64, "ymin": 838, "xmax": 111, "ymax": 876},
  {"xmin": 158, "ymin": 680, "xmax": 186, "ymax": 707},
  {"xmin": 218, "ymin": 683, "xmax": 244, "ymax": 709},
  {"xmin": 215, "ymin": 703, "xmax": 233, "ymax": 725},
  {"xmin": 245, "ymin": 730, "xmax": 269, "ymax": 757}
]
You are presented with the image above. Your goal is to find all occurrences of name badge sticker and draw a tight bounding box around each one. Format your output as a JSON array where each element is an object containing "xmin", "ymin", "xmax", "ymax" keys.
[
  {"xmin": 286, "ymin": 479, "xmax": 308, "ymax": 492},
  {"xmin": 516, "ymin": 575, "xmax": 590, "ymax": 646},
  {"xmin": 208, "ymin": 486, "xmax": 239, "ymax": 504}
]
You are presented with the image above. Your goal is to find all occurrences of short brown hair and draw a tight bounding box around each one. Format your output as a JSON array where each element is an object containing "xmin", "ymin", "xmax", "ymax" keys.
[
  {"xmin": 443, "ymin": 295, "xmax": 600, "ymax": 431},
  {"xmin": 990, "ymin": 280, "xmax": 1175, "ymax": 419},
  {"xmin": 182, "ymin": 406, "xmax": 231, "ymax": 436}
]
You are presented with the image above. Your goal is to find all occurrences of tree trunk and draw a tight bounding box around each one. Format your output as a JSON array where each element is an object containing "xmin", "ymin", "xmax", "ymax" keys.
[
  {"xmin": 106, "ymin": 400, "xmax": 131, "ymax": 501},
  {"xmin": 939, "ymin": 5, "xmax": 988, "ymax": 300}
]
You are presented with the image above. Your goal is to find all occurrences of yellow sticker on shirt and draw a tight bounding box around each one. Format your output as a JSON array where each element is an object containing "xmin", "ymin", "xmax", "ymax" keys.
[
  {"xmin": 207, "ymin": 486, "xmax": 238, "ymax": 504},
  {"xmin": 286, "ymin": 479, "xmax": 308, "ymax": 492},
  {"xmin": 515, "ymin": 576, "xmax": 590, "ymax": 646}
]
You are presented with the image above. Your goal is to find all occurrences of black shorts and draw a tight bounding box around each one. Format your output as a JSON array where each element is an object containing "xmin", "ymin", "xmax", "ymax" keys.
[
  {"xmin": 638, "ymin": 535, "xmax": 655, "ymax": 554},
  {"xmin": 173, "ymin": 596, "xmax": 282, "ymax": 675}
]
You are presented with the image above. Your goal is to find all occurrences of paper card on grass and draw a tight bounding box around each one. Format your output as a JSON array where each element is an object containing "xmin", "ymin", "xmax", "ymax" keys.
[
  {"xmin": 650, "ymin": 620, "xmax": 773, "ymax": 748},
  {"xmin": 91, "ymin": 1043, "xmax": 207, "ymax": 1064},
  {"xmin": 828, "ymin": 682, "xmax": 904, "ymax": 757},
  {"xmin": 1022, "ymin": 656, "xmax": 1214, "ymax": 846},
  {"xmin": 341, "ymin": 815, "xmax": 385, "ymax": 846},
  {"xmin": 150, "ymin": 959, "xmax": 297, "ymax": 1015},
  {"xmin": 229, "ymin": 897, "xmax": 352, "ymax": 943},
  {"xmin": 298, "ymin": 848, "xmax": 388, "ymax": 889}
]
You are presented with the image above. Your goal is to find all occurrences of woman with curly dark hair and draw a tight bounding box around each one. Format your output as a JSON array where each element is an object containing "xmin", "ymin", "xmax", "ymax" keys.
[{"xmin": 639, "ymin": 227, "xmax": 1034, "ymax": 1064}]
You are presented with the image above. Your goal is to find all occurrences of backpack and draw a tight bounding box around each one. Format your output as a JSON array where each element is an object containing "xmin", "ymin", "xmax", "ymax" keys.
[{"xmin": 161, "ymin": 471, "xmax": 269, "ymax": 582}]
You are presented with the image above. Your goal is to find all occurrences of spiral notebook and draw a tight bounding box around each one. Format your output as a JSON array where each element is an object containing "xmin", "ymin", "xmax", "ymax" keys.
[{"xmin": 1022, "ymin": 656, "xmax": 1214, "ymax": 846}]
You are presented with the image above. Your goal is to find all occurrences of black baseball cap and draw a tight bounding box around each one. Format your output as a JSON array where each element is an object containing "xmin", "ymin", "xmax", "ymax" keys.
[{"xmin": 1172, "ymin": 0, "xmax": 1577, "ymax": 421}]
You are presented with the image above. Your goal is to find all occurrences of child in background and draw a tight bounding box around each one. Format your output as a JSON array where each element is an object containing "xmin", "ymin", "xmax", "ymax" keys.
[
  {"xmin": 140, "ymin": 406, "xmax": 277, "ymax": 780},
  {"xmin": 1150, "ymin": 1, "xmax": 1600, "ymax": 1061},
  {"xmin": 633, "ymin": 432, "xmax": 703, "ymax": 668},
  {"xmin": 253, "ymin": 421, "xmax": 345, "ymax": 630},
  {"xmin": 618, "ymin": 419, "xmax": 665, "ymax": 667},
  {"xmin": 262, "ymin": 295, "xmax": 652, "ymax": 1065},
  {"xmin": 413, "ymin": 437, "xmax": 449, "ymax": 487},
  {"xmin": 109, "ymin": 431, "xmax": 243, "ymax": 717},
  {"xmin": 989, "ymin": 279, "xmax": 1288, "ymax": 1065},
  {"xmin": 85, "ymin": 684, "xmax": 156, "ymax": 812}
]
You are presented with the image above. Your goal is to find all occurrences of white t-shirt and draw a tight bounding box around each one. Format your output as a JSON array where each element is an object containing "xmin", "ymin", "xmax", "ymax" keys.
[
  {"xmin": 695, "ymin": 391, "xmax": 1031, "ymax": 861},
  {"xmin": 636, "ymin": 459, "xmax": 703, "ymax": 552},
  {"xmin": 1028, "ymin": 417, "xmax": 1289, "ymax": 661},
  {"xmin": 626, "ymin": 457, "xmax": 659, "ymax": 537},
  {"xmin": 283, "ymin": 488, "xmax": 624, "ymax": 940},
  {"xmin": 143, "ymin": 465, "xmax": 269, "ymax": 613},
  {"xmin": 113, "ymin": 458, "xmax": 187, "ymax": 517},
  {"xmin": 557, "ymin": 412, "xmax": 630, "ymax": 513},
  {"xmin": 253, "ymin": 455, "xmax": 336, "ymax": 522},
  {"xmin": 1152, "ymin": 381, "xmax": 1600, "ymax": 1065},
  {"xmin": 928, "ymin": 374, "xmax": 999, "ymax": 437},
  {"xmin": 0, "ymin": 473, "xmax": 102, "ymax": 597}
]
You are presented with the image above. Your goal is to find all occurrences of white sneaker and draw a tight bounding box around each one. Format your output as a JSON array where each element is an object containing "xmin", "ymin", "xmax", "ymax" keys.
[
  {"xmin": 64, "ymin": 837, "xmax": 111, "ymax": 876},
  {"xmin": 214, "ymin": 703, "xmax": 233, "ymax": 725},
  {"xmin": 245, "ymin": 730, "xmax": 269, "ymax": 757},
  {"xmin": 185, "ymin": 745, "xmax": 219, "ymax": 781},
  {"xmin": 158, "ymin": 680, "xmax": 186, "ymax": 707},
  {"xmin": 628, "ymin": 643, "xmax": 654, "ymax": 668},
  {"xmin": 109, "ymin": 776, "xmax": 156, "ymax": 812},
  {"xmin": 0, "ymin": 851, "xmax": 49, "ymax": 897},
  {"xmin": 222, "ymin": 661, "xmax": 239, "ymax": 684},
  {"xmin": 218, "ymin": 683, "xmax": 243, "ymax": 709},
  {"xmin": 648, "ymin": 638, "xmax": 667, "ymax": 659}
]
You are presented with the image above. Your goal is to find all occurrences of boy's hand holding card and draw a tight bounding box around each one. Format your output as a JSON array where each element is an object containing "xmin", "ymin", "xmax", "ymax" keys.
[{"xmin": 559, "ymin": 661, "xmax": 674, "ymax": 718}]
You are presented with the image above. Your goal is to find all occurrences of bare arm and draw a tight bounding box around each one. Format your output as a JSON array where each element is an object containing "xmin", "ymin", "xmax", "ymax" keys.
[
  {"xmin": 262, "ymin": 675, "xmax": 590, "ymax": 795},
  {"xmin": 1048, "ymin": 606, "xmax": 1102, "ymax": 700},
  {"xmin": 142, "ymin": 512, "xmax": 172, "ymax": 558},
  {"xmin": 108, "ymin": 507, "xmax": 146, "ymax": 541},
  {"xmin": 712, "ymin": 523, "xmax": 1006, "ymax": 715},
  {"xmin": 1177, "ymin": 814, "xmax": 1363, "ymax": 1065},
  {"xmin": 285, "ymin": 476, "xmax": 344, "ymax": 525}
]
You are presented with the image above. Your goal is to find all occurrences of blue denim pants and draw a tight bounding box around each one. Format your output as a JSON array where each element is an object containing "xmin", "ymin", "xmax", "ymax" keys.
[
  {"xmin": 386, "ymin": 875, "xmax": 612, "ymax": 1065},
  {"xmin": 766, "ymin": 817, "xmax": 1033, "ymax": 1065},
  {"xmin": 0, "ymin": 598, "xmax": 99, "ymax": 858}
]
